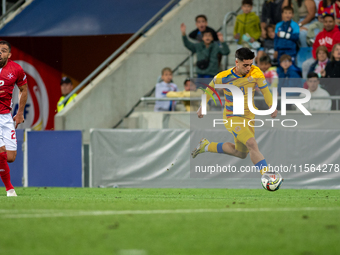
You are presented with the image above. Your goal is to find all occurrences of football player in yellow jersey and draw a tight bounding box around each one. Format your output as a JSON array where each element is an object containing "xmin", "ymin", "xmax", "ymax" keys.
[{"xmin": 192, "ymin": 48, "xmax": 278, "ymax": 175}]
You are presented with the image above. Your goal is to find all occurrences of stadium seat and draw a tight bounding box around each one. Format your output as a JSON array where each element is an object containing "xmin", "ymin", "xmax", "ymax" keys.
[{"xmin": 296, "ymin": 47, "xmax": 313, "ymax": 69}]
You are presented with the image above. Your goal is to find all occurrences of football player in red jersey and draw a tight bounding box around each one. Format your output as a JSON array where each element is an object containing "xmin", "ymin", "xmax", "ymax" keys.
[{"xmin": 0, "ymin": 41, "xmax": 28, "ymax": 196}]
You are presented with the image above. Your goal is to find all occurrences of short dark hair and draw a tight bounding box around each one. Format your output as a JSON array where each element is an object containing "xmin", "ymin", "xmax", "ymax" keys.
[
  {"xmin": 235, "ymin": 48, "xmax": 255, "ymax": 61},
  {"xmin": 282, "ymin": 6, "xmax": 294, "ymax": 13},
  {"xmin": 201, "ymin": 30, "xmax": 213, "ymax": 37},
  {"xmin": 323, "ymin": 13, "xmax": 335, "ymax": 20},
  {"xmin": 259, "ymin": 55, "xmax": 271, "ymax": 65},
  {"xmin": 307, "ymin": 72, "xmax": 319, "ymax": 79},
  {"xmin": 0, "ymin": 41, "xmax": 11, "ymax": 52},
  {"xmin": 184, "ymin": 78, "xmax": 191, "ymax": 85},
  {"xmin": 195, "ymin": 15, "xmax": 207, "ymax": 22},
  {"xmin": 265, "ymin": 24, "xmax": 275, "ymax": 33},
  {"xmin": 242, "ymin": 0, "xmax": 253, "ymax": 6}
]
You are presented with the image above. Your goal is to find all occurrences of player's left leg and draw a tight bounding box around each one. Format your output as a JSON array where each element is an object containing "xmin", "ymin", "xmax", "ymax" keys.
[
  {"xmin": 245, "ymin": 137, "xmax": 267, "ymax": 174},
  {"xmin": 192, "ymin": 116, "xmax": 250, "ymax": 159},
  {"xmin": 191, "ymin": 138, "xmax": 248, "ymax": 159},
  {"xmin": 230, "ymin": 118, "xmax": 269, "ymax": 175}
]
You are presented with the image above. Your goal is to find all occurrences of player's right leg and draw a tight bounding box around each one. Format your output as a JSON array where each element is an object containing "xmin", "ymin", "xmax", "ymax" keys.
[
  {"xmin": 0, "ymin": 113, "xmax": 18, "ymax": 196},
  {"xmin": 245, "ymin": 137, "xmax": 269, "ymax": 175}
]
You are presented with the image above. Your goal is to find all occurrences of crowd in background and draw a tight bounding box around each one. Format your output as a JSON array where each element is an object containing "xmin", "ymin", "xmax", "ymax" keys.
[{"xmin": 155, "ymin": 0, "xmax": 340, "ymax": 112}]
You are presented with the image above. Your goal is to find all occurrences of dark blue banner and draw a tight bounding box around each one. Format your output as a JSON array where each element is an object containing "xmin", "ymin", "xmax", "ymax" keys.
[
  {"xmin": 27, "ymin": 130, "xmax": 82, "ymax": 187},
  {"xmin": 0, "ymin": 0, "xmax": 178, "ymax": 36}
]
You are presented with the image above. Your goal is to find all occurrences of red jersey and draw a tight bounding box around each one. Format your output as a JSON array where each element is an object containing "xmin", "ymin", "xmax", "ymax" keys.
[
  {"xmin": 0, "ymin": 59, "xmax": 27, "ymax": 114},
  {"xmin": 313, "ymin": 26, "xmax": 340, "ymax": 59},
  {"xmin": 318, "ymin": 1, "xmax": 340, "ymax": 17}
]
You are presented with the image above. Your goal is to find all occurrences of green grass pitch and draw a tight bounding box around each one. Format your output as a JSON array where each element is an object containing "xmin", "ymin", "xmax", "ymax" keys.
[{"xmin": 0, "ymin": 187, "xmax": 339, "ymax": 255}]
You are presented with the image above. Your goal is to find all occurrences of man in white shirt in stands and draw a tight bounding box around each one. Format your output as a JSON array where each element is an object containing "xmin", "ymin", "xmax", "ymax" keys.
[{"xmin": 300, "ymin": 72, "xmax": 331, "ymax": 111}]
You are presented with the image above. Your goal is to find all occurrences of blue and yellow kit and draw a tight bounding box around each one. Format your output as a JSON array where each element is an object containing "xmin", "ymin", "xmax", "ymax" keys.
[{"xmin": 205, "ymin": 65, "xmax": 273, "ymax": 152}]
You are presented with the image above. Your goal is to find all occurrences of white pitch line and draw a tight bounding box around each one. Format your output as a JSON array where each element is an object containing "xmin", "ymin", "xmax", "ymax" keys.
[
  {"xmin": 2, "ymin": 207, "xmax": 340, "ymax": 219},
  {"xmin": 0, "ymin": 209, "xmax": 71, "ymax": 213}
]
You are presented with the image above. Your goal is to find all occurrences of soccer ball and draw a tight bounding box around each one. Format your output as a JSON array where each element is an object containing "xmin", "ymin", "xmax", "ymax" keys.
[{"xmin": 261, "ymin": 171, "xmax": 283, "ymax": 191}]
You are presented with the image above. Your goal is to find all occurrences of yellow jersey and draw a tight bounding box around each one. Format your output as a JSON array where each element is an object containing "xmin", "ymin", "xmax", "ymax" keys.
[{"xmin": 206, "ymin": 65, "xmax": 273, "ymax": 119}]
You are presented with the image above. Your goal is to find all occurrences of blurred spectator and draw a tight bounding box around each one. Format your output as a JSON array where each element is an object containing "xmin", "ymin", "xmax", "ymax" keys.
[
  {"xmin": 188, "ymin": 15, "xmax": 218, "ymax": 42},
  {"xmin": 320, "ymin": 43, "xmax": 340, "ymax": 108},
  {"xmin": 306, "ymin": 0, "xmax": 337, "ymax": 44},
  {"xmin": 166, "ymin": 78, "xmax": 203, "ymax": 112},
  {"xmin": 299, "ymin": 72, "xmax": 331, "ymax": 110},
  {"xmin": 277, "ymin": 54, "xmax": 302, "ymax": 97},
  {"xmin": 57, "ymin": 77, "xmax": 77, "ymax": 113},
  {"xmin": 306, "ymin": 19, "xmax": 324, "ymax": 46},
  {"xmin": 274, "ymin": 6, "xmax": 300, "ymax": 62},
  {"xmin": 308, "ymin": 45, "xmax": 330, "ymax": 76},
  {"xmin": 282, "ymin": 0, "xmax": 316, "ymax": 47},
  {"xmin": 181, "ymin": 23, "xmax": 230, "ymax": 78},
  {"xmin": 255, "ymin": 55, "xmax": 279, "ymax": 109},
  {"xmin": 257, "ymin": 24, "xmax": 277, "ymax": 64},
  {"xmin": 258, "ymin": 55, "xmax": 279, "ymax": 91},
  {"xmin": 335, "ymin": 0, "xmax": 340, "ymax": 25},
  {"xmin": 154, "ymin": 68, "xmax": 178, "ymax": 112},
  {"xmin": 302, "ymin": 14, "xmax": 340, "ymax": 77},
  {"xmin": 317, "ymin": 0, "xmax": 337, "ymax": 18},
  {"xmin": 313, "ymin": 14, "xmax": 340, "ymax": 57},
  {"xmin": 322, "ymin": 42, "xmax": 340, "ymax": 77},
  {"xmin": 314, "ymin": 0, "xmax": 322, "ymax": 11},
  {"xmin": 261, "ymin": 0, "xmax": 284, "ymax": 38},
  {"xmin": 234, "ymin": 0, "xmax": 261, "ymax": 49}
]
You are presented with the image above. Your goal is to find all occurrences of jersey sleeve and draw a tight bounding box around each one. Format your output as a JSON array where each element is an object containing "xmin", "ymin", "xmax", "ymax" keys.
[
  {"xmin": 16, "ymin": 66, "xmax": 27, "ymax": 87},
  {"xmin": 166, "ymin": 91, "xmax": 185, "ymax": 98},
  {"xmin": 205, "ymin": 76, "xmax": 217, "ymax": 103},
  {"xmin": 255, "ymin": 70, "xmax": 273, "ymax": 108}
]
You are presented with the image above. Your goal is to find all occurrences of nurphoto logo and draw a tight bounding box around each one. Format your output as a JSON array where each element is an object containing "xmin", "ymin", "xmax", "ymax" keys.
[{"xmin": 201, "ymin": 85, "xmax": 311, "ymax": 116}]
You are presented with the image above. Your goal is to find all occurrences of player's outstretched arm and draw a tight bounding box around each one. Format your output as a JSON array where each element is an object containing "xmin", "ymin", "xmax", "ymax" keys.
[
  {"xmin": 13, "ymin": 84, "xmax": 28, "ymax": 128},
  {"xmin": 258, "ymin": 82, "xmax": 277, "ymax": 118}
]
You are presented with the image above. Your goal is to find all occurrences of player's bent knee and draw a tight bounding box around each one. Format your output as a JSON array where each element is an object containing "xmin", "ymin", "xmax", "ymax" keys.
[{"xmin": 245, "ymin": 138, "xmax": 258, "ymax": 151}]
